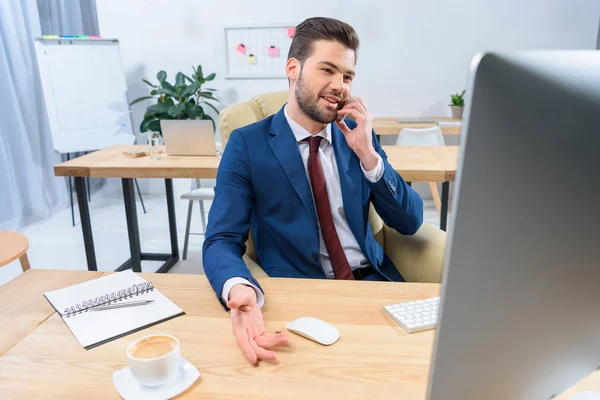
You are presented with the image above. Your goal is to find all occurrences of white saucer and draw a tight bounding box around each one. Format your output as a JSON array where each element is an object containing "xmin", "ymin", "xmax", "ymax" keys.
[{"xmin": 113, "ymin": 357, "xmax": 200, "ymax": 400}]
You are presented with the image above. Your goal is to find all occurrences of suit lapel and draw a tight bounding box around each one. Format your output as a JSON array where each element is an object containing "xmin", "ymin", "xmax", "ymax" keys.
[
  {"xmin": 332, "ymin": 123, "xmax": 365, "ymax": 245},
  {"xmin": 268, "ymin": 107, "xmax": 318, "ymax": 225}
]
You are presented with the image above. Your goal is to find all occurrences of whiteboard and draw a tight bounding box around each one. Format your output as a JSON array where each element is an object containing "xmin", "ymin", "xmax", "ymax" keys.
[
  {"xmin": 34, "ymin": 38, "xmax": 135, "ymax": 154},
  {"xmin": 223, "ymin": 24, "xmax": 296, "ymax": 79}
]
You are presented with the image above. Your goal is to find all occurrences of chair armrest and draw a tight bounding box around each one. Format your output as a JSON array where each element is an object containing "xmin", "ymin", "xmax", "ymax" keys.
[{"xmin": 383, "ymin": 223, "xmax": 446, "ymax": 283}]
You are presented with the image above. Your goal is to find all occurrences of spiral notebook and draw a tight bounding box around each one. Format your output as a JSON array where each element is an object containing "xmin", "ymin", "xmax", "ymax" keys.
[{"xmin": 44, "ymin": 270, "xmax": 185, "ymax": 350}]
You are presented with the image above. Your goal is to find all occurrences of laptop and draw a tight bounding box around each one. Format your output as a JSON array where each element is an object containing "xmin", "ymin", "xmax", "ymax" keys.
[
  {"xmin": 160, "ymin": 120, "xmax": 217, "ymax": 156},
  {"xmin": 427, "ymin": 51, "xmax": 600, "ymax": 399}
]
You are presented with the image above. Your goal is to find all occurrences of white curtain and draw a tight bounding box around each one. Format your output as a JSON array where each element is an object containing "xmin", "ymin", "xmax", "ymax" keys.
[
  {"xmin": 37, "ymin": 0, "xmax": 99, "ymax": 36},
  {"xmin": 0, "ymin": 0, "xmax": 68, "ymax": 231}
]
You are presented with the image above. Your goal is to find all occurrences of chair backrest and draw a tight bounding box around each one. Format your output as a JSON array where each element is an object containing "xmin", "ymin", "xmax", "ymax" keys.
[
  {"xmin": 219, "ymin": 90, "xmax": 288, "ymax": 149},
  {"xmin": 396, "ymin": 127, "xmax": 445, "ymax": 147}
]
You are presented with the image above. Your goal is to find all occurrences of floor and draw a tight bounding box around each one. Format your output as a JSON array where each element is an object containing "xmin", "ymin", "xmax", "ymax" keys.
[{"xmin": 0, "ymin": 179, "xmax": 448, "ymax": 286}]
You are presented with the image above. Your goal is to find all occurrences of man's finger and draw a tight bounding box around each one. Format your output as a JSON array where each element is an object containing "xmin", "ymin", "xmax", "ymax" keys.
[
  {"xmin": 255, "ymin": 332, "xmax": 289, "ymax": 350},
  {"xmin": 353, "ymin": 97, "xmax": 368, "ymax": 112},
  {"xmin": 233, "ymin": 325, "xmax": 257, "ymax": 364},
  {"xmin": 338, "ymin": 108, "xmax": 362, "ymax": 126},
  {"xmin": 335, "ymin": 118, "xmax": 352, "ymax": 134},
  {"xmin": 340, "ymin": 101, "xmax": 366, "ymax": 115},
  {"xmin": 343, "ymin": 98, "xmax": 367, "ymax": 113},
  {"xmin": 250, "ymin": 337, "xmax": 278, "ymax": 361}
]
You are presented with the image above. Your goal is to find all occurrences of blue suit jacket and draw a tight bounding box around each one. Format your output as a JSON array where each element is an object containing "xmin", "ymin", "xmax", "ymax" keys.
[{"xmin": 203, "ymin": 105, "xmax": 424, "ymax": 309}]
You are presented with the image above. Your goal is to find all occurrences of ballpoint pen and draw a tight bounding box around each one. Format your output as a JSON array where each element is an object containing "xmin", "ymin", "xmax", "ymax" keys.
[{"xmin": 88, "ymin": 300, "xmax": 154, "ymax": 312}]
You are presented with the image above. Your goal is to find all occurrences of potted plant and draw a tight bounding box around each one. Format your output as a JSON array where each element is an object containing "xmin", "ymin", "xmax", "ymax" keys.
[
  {"xmin": 449, "ymin": 90, "xmax": 465, "ymax": 119},
  {"xmin": 129, "ymin": 65, "xmax": 220, "ymax": 138}
]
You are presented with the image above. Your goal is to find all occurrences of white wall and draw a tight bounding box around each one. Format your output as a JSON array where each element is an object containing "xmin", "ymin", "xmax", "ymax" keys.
[
  {"xmin": 96, "ymin": 0, "xmax": 599, "ymax": 195},
  {"xmin": 97, "ymin": 0, "xmax": 599, "ymax": 137}
]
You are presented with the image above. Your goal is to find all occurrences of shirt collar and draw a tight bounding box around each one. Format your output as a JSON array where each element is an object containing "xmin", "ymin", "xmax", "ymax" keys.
[{"xmin": 284, "ymin": 104, "xmax": 332, "ymax": 145}]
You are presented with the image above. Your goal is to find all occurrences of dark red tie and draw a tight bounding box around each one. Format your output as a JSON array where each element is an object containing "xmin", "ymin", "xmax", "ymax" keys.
[{"xmin": 305, "ymin": 136, "xmax": 354, "ymax": 280}]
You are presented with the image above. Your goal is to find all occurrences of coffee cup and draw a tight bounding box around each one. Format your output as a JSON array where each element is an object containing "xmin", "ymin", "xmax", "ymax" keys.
[{"xmin": 126, "ymin": 334, "xmax": 180, "ymax": 387}]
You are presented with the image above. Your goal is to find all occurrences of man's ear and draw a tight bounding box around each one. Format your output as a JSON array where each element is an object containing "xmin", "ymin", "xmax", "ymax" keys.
[{"xmin": 286, "ymin": 58, "xmax": 300, "ymax": 82}]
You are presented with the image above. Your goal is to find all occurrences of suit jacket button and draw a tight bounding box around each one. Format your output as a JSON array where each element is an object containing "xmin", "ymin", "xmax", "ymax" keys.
[{"xmin": 312, "ymin": 253, "xmax": 318, "ymax": 261}]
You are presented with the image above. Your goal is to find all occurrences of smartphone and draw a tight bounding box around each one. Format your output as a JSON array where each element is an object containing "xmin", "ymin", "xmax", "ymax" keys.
[{"xmin": 337, "ymin": 99, "xmax": 347, "ymax": 123}]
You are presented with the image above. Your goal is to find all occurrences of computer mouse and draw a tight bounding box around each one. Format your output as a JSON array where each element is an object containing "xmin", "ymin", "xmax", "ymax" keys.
[{"xmin": 285, "ymin": 317, "xmax": 340, "ymax": 346}]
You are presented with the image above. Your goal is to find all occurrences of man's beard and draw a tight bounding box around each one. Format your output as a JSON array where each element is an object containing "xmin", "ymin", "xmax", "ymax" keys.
[{"xmin": 295, "ymin": 72, "xmax": 340, "ymax": 124}]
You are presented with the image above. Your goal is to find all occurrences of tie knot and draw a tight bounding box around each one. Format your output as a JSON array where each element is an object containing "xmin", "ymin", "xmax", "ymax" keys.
[{"xmin": 305, "ymin": 136, "xmax": 323, "ymax": 154}]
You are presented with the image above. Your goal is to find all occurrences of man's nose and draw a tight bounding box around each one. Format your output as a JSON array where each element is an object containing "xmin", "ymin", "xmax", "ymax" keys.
[{"xmin": 329, "ymin": 75, "xmax": 345, "ymax": 95}]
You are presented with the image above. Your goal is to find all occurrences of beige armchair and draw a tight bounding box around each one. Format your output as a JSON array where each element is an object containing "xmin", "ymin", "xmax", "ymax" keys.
[{"xmin": 218, "ymin": 91, "xmax": 447, "ymax": 283}]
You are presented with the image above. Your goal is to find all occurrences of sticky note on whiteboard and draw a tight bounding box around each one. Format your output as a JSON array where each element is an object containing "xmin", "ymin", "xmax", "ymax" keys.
[
  {"xmin": 267, "ymin": 46, "xmax": 279, "ymax": 57},
  {"xmin": 248, "ymin": 54, "xmax": 257, "ymax": 64},
  {"xmin": 287, "ymin": 27, "xmax": 295, "ymax": 37},
  {"xmin": 236, "ymin": 43, "xmax": 246, "ymax": 54}
]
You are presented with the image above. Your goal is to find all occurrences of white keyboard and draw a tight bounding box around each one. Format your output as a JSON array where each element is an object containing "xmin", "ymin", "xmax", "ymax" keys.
[{"xmin": 383, "ymin": 297, "xmax": 440, "ymax": 333}]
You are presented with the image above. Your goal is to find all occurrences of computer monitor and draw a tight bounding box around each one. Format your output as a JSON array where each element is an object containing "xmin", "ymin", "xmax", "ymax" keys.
[{"xmin": 428, "ymin": 51, "xmax": 600, "ymax": 399}]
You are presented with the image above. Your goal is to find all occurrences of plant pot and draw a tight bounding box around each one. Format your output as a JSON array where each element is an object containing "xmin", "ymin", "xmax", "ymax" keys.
[{"xmin": 450, "ymin": 106, "xmax": 464, "ymax": 119}]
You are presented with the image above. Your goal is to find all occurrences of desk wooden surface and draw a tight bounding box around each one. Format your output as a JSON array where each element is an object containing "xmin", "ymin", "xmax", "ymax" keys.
[
  {"xmin": 0, "ymin": 270, "xmax": 597, "ymax": 399},
  {"xmin": 373, "ymin": 117, "xmax": 462, "ymax": 135},
  {"xmin": 54, "ymin": 145, "xmax": 459, "ymax": 183}
]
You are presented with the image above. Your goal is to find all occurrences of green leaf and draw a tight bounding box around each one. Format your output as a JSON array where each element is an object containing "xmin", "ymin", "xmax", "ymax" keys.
[
  {"xmin": 157, "ymin": 70, "xmax": 167, "ymax": 82},
  {"xmin": 182, "ymin": 73, "xmax": 194, "ymax": 83},
  {"xmin": 148, "ymin": 120, "xmax": 162, "ymax": 133},
  {"xmin": 196, "ymin": 65, "xmax": 203, "ymax": 79},
  {"xmin": 204, "ymin": 88, "xmax": 217, "ymax": 91},
  {"xmin": 140, "ymin": 116, "xmax": 156, "ymax": 132},
  {"xmin": 150, "ymin": 89, "xmax": 158, "ymax": 95},
  {"xmin": 175, "ymin": 72, "xmax": 185, "ymax": 87},
  {"xmin": 203, "ymin": 101, "xmax": 220, "ymax": 115},
  {"xmin": 168, "ymin": 103, "xmax": 186, "ymax": 117},
  {"xmin": 161, "ymin": 80, "xmax": 176, "ymax": 93},
  {"xmin": 158, "ymin": 86, "xmax": 176, "ymax": 98},
  {"xmin": 147, "ymin": 102, "xmax": 172, "ymax": 114},
  {"xmin": 204, "ymin": 72, "xmax": 216, "ymax": 81},
  {"xmin": 142, "ymin": 79, "xmax": 157, "ymax": 88},
  {"xmin": 129, "ymin": 96, "xmax": 154, "ymax": 106},
  {"xmin": 181, "ymin": 81, "xmax": 199, "ymax": 98},
  {"xmin": 200, "ymin": 91, "xmax": 218, "ymax": 101}
]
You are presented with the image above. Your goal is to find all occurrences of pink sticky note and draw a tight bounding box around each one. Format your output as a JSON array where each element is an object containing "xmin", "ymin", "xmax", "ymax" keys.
[
  {"xmin": 287, "ymin": 27, "xmax": 295, "ymax": 37},
  {"xmin": 236, "ymin": 43, "xmax": 246, "ymax": 54},
  {"xmin": 267, "ymin": 46, "xmax": 280, "ymax": 57}
]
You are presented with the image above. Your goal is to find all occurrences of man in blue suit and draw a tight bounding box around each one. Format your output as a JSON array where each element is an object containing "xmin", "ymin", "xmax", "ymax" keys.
[{"xmin": 203, "ymin": 17, "xmax": 423, "ymax": 364}]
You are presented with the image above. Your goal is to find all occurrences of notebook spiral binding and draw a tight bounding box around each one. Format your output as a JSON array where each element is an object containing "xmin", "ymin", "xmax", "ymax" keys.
[{"xmin": 62, "ymin": 281, "xmax": 154, "ymax": 318}]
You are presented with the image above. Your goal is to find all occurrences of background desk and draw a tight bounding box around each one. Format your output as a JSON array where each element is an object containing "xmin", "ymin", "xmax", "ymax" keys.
[
  {"xmin": 54, "ymin": 145, "xmax": 458, "ymax": 272},
  {"xmin": 0, "ymin": 270, "xmax": 597, "ymax": 399},
  {"xmin": 373, "ymin": 117, "xmax": 462, "ymax": 136}
]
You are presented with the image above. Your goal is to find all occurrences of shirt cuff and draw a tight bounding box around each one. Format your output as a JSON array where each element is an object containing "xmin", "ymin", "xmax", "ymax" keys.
[
  {"xmin": 361, "ymin": 153, "xmax": 384, "ymax": 182},
  {"xmin": 221, "ymin": 277, "xmax": 265, "ymax": 308}
]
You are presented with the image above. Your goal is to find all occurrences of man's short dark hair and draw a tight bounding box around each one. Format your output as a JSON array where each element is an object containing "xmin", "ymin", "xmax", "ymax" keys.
[{"xmin": 288, "ymin": 17, "xmax": 359, "ymax": 65}]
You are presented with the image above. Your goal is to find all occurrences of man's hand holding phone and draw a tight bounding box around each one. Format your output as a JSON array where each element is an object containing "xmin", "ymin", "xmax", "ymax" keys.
[{"xmin": 335, "ymin": 97, "xmax": 379, "ymax": 171}]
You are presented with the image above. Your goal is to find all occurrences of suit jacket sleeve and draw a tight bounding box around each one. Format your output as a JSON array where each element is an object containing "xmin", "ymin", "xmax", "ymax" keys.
[
  {"xmin": 202, "ymin": 129, "xmax": 264, "ymax": 310},
  {"xmin": 366, "ymin": 129, "xmax": 424, "ymax": 235}
]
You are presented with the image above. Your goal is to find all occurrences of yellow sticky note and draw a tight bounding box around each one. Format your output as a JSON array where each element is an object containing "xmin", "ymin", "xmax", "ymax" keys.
[{"xmin": 248, "ymin": 54, "xmax": 257, "ymax": 65}]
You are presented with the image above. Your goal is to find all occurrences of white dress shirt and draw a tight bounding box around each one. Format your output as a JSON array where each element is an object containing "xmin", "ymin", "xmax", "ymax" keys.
[{"xmin": 221, "ymin": 105, "xmax": 384, "ymax": 308}]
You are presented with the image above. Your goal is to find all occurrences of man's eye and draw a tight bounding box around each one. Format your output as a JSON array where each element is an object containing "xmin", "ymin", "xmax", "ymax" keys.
[{"xmin": 322, "ymin": 68, "xmax": 332, "ymax": 74}]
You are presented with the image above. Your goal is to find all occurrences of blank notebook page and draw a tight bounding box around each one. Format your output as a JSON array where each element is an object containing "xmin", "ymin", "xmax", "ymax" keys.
[{"xmin": 44, "ymin": 270, "xmax": 184, "ymax": 349}]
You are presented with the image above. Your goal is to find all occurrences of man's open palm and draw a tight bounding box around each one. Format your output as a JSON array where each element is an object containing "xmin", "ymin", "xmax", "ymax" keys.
[{"xmin": 228, "ymin": 285, "xmax": 288, "ymax": 365}]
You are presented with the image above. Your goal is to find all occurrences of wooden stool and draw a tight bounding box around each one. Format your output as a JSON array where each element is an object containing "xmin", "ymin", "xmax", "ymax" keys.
[{"xmin": 0, "ymin": 231, "xmax": 31, "ymax": 272}]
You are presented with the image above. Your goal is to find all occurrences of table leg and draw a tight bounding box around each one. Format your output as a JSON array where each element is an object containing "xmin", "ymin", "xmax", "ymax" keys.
[
  {"xmin": 156, "ymin": 179, "xmax": 179, "ymax": 273},
  {"xmin": 74, "ymin": 177, "xmax": 98, "ymax": 271},
  {"xmin": 117, "ymin": 178, "xmax": 179, "ymax": 274},
  {"xmin": 440, "ymin": 182, "xmax": 449, "ymax": 231},
  {"xmin": 121, "ymin": 178, "xmax": 142, "ymax": 273}
]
